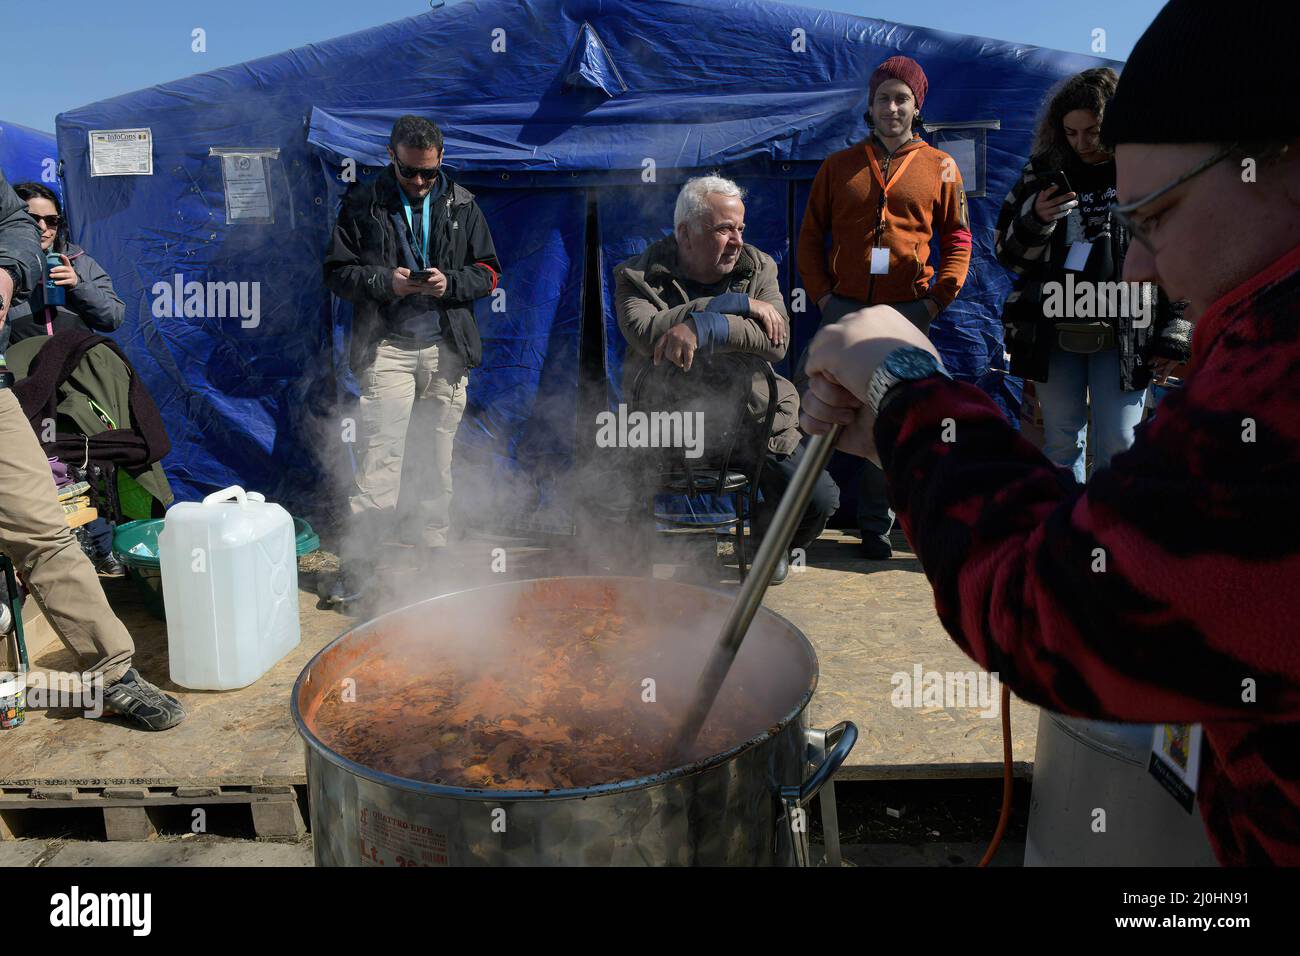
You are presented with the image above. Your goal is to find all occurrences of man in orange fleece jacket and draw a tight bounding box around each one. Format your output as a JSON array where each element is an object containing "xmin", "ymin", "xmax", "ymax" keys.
[{"xmin": 796, "ymin": 55, "xmax": 972, "ymax": 558}]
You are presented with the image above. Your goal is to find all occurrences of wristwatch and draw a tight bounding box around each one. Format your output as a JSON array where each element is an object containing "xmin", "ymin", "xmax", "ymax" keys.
[{"xmin": 865, "ymin": 346, "xmax": 952, "ymax": 417}]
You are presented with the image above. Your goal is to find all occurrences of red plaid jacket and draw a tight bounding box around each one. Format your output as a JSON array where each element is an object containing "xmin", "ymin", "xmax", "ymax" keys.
[{"xmin": 876, "ymin": 242, "xmax": 1300, "ymax": 865}]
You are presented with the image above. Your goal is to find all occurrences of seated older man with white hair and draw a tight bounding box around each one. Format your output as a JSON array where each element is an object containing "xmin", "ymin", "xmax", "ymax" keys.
[{"xmin": 608, "ymin": 176, "xmax": 839, "ymax": 584}]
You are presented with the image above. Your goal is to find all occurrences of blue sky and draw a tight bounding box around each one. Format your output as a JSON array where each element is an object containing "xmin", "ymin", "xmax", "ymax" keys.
[{"xmin": 1, "ymin": 0, "xmax": 1167, "ymax": 133}]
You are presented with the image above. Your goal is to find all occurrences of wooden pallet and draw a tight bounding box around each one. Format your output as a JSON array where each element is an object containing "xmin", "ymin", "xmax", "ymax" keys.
[{"xmin": 0, "ymin": 783, "xmax": 306, "ymax": 841}]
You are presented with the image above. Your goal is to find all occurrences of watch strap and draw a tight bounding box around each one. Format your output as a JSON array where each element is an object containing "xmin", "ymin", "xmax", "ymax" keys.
[{"xmin": 867, "ymin": 346, "xmax": 951, "ymax": 417}]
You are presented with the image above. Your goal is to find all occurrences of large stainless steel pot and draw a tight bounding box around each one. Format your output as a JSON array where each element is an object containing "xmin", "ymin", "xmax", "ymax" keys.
[{"xmin": 293, "ymin": 576, "xmax": 856, "ymax": 866}]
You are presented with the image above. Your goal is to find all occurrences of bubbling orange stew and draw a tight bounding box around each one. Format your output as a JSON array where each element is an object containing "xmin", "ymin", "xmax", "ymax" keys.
[{"xmin": 310, "ymin": 603, "xmax": 776, "ymax": 791}]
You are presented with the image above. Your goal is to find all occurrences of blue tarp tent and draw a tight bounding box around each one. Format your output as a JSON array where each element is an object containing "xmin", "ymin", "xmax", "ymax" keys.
[
  {"xmin": 0, "ymin": 120, "xmax": 58, "ymax": 196},
  {"xmin": 55, "ymin": 0, "xmax": 1119, "ymax": 533}
]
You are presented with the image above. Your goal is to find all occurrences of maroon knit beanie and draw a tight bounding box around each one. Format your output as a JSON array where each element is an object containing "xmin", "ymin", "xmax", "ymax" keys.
[{"xmin": 869, "ymin": 56, "xmax": 928, "ymax": 112}]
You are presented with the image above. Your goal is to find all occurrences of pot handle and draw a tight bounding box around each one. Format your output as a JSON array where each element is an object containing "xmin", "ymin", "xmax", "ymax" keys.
[{"xmin": 782, "ymin": 720, "xmax": 857, "ymax": 807}]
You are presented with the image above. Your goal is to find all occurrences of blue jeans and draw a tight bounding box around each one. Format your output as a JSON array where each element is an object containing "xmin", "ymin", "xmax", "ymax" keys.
[{"xmin": 1035, "ymin": 346, "xmax": 1147, "ymax": 483}]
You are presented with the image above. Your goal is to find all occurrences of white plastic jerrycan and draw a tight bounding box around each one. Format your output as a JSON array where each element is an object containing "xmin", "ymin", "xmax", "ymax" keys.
[{"xmin": 158, "ymin": 486, "xmax": 301, "ymax": 690}]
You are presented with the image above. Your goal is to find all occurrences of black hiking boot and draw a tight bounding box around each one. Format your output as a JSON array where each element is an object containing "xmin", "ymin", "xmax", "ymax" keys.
[{"xmin": 859, "ymin": 533, "xmax": 893, "ymax": 561}]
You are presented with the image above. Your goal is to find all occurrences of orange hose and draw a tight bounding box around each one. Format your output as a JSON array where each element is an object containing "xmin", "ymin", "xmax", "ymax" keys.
[{"xmin": 978, "ymin": 682, "xmax": 1014, "ymax": 867}]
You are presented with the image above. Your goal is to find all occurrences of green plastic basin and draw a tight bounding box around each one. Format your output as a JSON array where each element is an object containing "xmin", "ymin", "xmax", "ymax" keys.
[{"xmin": 113, "ymin": 515, "xmax": 319, "ymax": 620}]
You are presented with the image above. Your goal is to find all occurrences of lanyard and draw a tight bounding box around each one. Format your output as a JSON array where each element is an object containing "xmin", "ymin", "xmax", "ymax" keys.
[
  {"xmin": 865, "ymin": 142, "xmax": 919, "ymax": 241},
  {"xmin": 399, "ymin": 190, "xmax": 431, "ymax": 269}
]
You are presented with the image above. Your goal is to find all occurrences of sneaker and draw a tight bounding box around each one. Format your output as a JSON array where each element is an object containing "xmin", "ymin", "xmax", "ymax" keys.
[
  {"xmin": 859, "ymin": 533, "xmax": 893, "ymax": 561},
  {"xmin": 102, "ymin": 668, "xmax": 187, "ymax": 731},
  {"xmin": 96, "ymin": 552, "xmax": 127, "ymax": 578}
]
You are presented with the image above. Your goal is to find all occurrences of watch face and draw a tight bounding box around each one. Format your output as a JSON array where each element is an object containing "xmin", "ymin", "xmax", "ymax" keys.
[{"xmin": 884, "ymin": 346, "xmax": 939, "ymax": 381}]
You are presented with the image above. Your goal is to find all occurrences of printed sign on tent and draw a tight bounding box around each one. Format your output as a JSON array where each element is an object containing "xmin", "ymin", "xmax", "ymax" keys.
[
  {"xmin": 210, "ymin": 147, "xmax": 279, "ymax": 224},
  {"xmin": 88, "ymin": 129, "xmax": 153, "ymax": 177},
  {"xmin": 926, "ymin": 120, "xmax": 1000, "ymax": 198}
]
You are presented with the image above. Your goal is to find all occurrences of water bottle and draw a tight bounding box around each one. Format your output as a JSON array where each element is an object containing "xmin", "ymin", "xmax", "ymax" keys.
[
  {"xmin": 158, "ymin": 486, "xmax": 301, "ymax": 689},
  {"xmin": 44, "ymin": 250, "xmax": 66, "ymax": 308}
]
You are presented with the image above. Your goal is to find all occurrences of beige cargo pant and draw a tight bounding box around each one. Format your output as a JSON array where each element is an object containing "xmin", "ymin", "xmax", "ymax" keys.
[
  {"xmin": 347, "ymin": 340, "xmax": 468, "ymax": 560},
  {"xmin": 0, "ymin": 388, "xmax": 134, "ymax": 683}
]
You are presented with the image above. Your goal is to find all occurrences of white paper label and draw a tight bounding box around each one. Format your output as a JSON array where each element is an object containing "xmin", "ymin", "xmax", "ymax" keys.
[
  {"xmin": 89, "ymin": 129, "xmax": 153, "ymax": 177},
  {"xmin": 945, "ymin": 137, "xmax": 977, "ymax": 192},
  {"xmin": 1064, "ymin": 241, "xmax": 1093, "ymax": 272},
  {"xmin": 219, "ymin": 153, "xmax": 274, "ymax": 224},
  {"xmin": 870, "ymin": 247, "xmax": 891, "ymax": 275}
]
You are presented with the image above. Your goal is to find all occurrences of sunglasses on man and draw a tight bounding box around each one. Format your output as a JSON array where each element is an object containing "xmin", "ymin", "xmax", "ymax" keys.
[
  {"xmin": 1109, "ymin": 142, "xmax": 1237, "ymax": 252},
  {"xmin": 392, "ymin": 158, "xmax": 441, "ymax": 182},
  {"xmin": 29, "ymin": 212, "xmax": 62, "ymax": 230}
]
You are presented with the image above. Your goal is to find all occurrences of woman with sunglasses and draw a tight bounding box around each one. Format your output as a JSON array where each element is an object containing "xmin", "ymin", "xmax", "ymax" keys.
[
  {"xmin": 994, "ymin": 68, "xmax": 1190, "ymax": 482},
  {"xmin": 4, "ymin": 182, "xmax": 126, "ymax": 578},
  {"xmin": 0, "ymin": 183, "xmax": 123, "ymax": 350}
]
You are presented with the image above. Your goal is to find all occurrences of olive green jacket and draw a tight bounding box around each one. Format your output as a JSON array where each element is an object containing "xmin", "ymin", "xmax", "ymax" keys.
[{"xmin": 5, "ymin": 335, "xmax": 174, "ymax": 514}]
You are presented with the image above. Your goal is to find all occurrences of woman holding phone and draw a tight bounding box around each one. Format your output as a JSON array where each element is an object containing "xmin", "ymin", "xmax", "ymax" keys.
[
  {"xmin": 1, "ymin": 183, "xmax": 124, "ymax": 348},
  {"xmin": 3, "ymin": 182, "xmax": 127, "ymax": 577},
  {"xmin": 993, "ymin": 68, "xmax": 1189, "ymax": 481}
]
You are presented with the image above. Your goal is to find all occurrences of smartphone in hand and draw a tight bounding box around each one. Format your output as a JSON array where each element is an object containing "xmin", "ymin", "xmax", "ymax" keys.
[
  {"xmin": 1040, "ymin": 170, "xmax": 1073, "ymax": 196},
  {"xmin": 408, "ymin": 269, "xmax": 435, "ymax": 281}
]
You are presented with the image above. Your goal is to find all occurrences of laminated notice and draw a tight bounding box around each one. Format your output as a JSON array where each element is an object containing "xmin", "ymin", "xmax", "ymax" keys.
[
  {"xmin": 945, "ymin": 137, "xmax": 977, "ymax": 192},
  {"xmin": 211, "ymin": 148, "xmax": 278, "ymax": 225},
  {"xmin": 89, "ymin": 129, "xmax": 153, "ymax": 177}
]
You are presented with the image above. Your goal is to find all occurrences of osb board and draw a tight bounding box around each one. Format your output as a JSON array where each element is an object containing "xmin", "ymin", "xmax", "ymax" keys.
[
  {"xmin": 0, "ymin": 581, "xmax": 333, "ymax": 789},
  {"xmin": 0, "ymin": 533, "xmax": 1035, "ymax": 789},
  {"xmin": 0, "ymin": 540, "xmax": 556, "ymax": 790}
]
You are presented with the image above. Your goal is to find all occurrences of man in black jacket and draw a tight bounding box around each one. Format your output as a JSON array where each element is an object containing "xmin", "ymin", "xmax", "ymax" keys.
[{"xmin": 323, "ymin": 115, "xmax": 501, "ymax": 604}]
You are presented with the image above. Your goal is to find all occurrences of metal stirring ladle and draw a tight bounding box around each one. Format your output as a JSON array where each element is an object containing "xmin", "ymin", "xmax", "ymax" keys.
[{"xmin": 670, "ymin": 424, "xmax": 843, "ymax": 762}]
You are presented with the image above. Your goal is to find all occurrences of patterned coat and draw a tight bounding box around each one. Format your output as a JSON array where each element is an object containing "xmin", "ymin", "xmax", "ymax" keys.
[
  {"xmin": 994, "ymin": 156, "xmax": 1191, "ymax": 389},
  {"xmin": 875, "ymin": 242, "xmax": 1300, "ymax": 865}
]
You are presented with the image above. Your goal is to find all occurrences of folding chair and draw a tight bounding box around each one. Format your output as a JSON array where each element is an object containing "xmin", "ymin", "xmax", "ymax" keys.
[{"xmin": 629, "ymin": 357, "xmax": 778, "ymax": 580}]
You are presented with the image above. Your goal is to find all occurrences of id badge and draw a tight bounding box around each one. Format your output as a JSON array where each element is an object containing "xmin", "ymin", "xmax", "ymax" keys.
[
  {"xmin": 1148, "ymin": 723, "xmax": 1204, "ymax": 813},
  {"xmin": 870, "ymin": 247, "xmax": 891, "ymax": 276},
  {"xmin": 1064, "ymin": 241, "xmax": 1093, "ymax": 272}
]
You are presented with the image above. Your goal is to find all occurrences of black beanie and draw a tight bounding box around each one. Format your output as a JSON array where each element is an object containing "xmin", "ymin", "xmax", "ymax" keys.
[{"xmin": 1103, "ymin": 0, "xmax": 1300, "ymax": 146}]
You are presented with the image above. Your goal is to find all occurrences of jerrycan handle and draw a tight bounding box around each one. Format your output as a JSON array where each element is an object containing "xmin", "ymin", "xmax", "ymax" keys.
[{"xmin": 202, "ymin": 485, "xmax": 261, "ymax": 509}]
